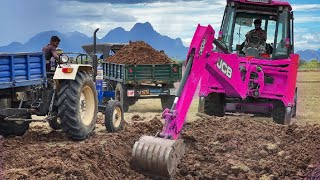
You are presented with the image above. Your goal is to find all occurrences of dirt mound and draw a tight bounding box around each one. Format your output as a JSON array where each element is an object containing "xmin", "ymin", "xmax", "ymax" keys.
[
  {"xmin": 106, "ymin": 41, "xmax": 175, "ymax": 64},
  {"xmin": 1, "ymin": 116, "xmax": 320, "ymax": 179},
  {"xmin": 177, "ymin": 117, "xmax": 320, "ymax": 179}
]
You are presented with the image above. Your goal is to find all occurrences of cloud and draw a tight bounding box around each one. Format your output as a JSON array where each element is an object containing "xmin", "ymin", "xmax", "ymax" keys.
[
  {"xmin": 294, "ymin": 16, "xmax": 320, "ymax": 23},
  {"xmin": 59, "ymin": 0, "xmax": 202, "ymax": 4},
  {"xmin": 57, "ymin": 2, "xmax": 136, "ymax": 22},
  {"xmin": 0, "ymin": 0, "xmax": 58, "ymax": 45},
  {"xmin": 292, "ymin": 4, "xmax": 320, "ymax": 11},
  {"xmin": 294, "ymin": 33, "xmax": 320, "ymax": 51}
]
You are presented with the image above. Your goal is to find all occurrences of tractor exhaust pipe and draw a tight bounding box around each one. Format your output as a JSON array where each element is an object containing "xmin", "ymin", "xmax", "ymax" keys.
[{"xmin": 92, "ymin": 28, "xmax": 99, "ymax": 82}]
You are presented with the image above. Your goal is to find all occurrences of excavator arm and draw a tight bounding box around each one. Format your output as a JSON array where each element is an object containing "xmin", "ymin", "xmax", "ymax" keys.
[
  {"xmin": 160, "ymin": 25, "xmax": 215, "ymax": 139},
  {"xmin": 131, "ymin": 24, "xmax": 216, "ymax": 178}
]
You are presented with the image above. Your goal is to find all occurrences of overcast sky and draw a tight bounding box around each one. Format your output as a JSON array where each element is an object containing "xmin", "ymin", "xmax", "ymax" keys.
[{"xmin": 0, "ymin": 0, "xmax": 319, "ymax": 50}]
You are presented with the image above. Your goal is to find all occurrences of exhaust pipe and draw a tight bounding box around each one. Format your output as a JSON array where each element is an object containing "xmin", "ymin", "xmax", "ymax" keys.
[{"xmin": 92, "ymin": 28, "xmax": 99, "ymax": 82}]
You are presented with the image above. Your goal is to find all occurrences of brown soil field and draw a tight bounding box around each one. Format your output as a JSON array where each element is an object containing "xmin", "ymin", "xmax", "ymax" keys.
[{"xmin": 0, "ymin": 71, "xmax": 320, "ymax": 179}]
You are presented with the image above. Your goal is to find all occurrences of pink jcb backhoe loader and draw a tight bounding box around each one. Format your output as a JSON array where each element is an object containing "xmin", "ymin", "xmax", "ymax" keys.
[{"xmin": 132, "ymin": 0, "xmax": 299, "ymax": 178}]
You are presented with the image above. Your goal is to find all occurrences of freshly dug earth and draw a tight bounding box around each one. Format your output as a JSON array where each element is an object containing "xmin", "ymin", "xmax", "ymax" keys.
[
  {"xmin": 1, "ymin": 116, "xmax": 320, "ymax": 179},
  {"xmin": 106, "ymin": 41, "xmax": 175, "ymax": 64}
]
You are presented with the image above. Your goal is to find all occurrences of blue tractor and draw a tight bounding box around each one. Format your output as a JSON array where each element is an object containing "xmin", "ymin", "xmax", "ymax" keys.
[{"xmin": 0, "ymin": 29, "xmax": 124, "ymax": 140}]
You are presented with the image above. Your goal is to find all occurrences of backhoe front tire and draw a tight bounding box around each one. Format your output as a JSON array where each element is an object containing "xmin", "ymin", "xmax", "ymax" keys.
[
  {"xmin": 204, "ymin": 93, "xmax": 226, "ymax": 117},
  {"xmin": 57, "ymin": 71, "xmax": 98, "ymax": 140},
  {"xmin": 272, "ymin": 100, "xmax": 292, "ymax": 125},
  {"xmin": 292, "ymin": 89, "xmax": 297, "ymax": 118}
]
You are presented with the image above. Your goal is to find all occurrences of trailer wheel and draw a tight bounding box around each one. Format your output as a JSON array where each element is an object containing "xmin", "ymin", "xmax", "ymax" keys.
[
  {"xmin": 160, "ymin": 96, "xmax": 175, "ymax": 110},
  {"xmin": 204, "ymin": 93, "xmax": 226, "ymax": 117},
  {"xmin": 0, "ymin": 119, "xmax": 30, "ymax": 137},
  {"xmin": 0, "ymin": 98, "xmax": 30, "ymax": 137},
  {"xmin": 115, "ymin": 83, "xmax": 129, "ymax": 112},
  {"xmin": 57, "ymin": 71, "xmax": 97, "ymax": 140},
  {"xmin": 105, "ymin": 100, "xmax": 124, "ymax": 132},
  {"xmin": 272, "ymin": 100, "xmax": 292, "ymax": 125}
]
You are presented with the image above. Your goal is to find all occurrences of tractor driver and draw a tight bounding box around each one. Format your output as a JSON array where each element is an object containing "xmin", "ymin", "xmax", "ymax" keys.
[
  {"xmin": 42, "ymin": 36, "xmax": 61, "ymax": 71},
  {"xmin": 244, "ymin": 19, "xmax": 267, "ymax": 54}
]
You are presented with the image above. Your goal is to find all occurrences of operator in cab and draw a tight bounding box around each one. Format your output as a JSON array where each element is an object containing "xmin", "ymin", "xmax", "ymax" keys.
[
  {"xmin": 42, "ymin": 36, "xmax": 61, "ymax": 71},
  {"xmin": 245, "ymin": 19, "xmax": 267, "ymax": 54}
]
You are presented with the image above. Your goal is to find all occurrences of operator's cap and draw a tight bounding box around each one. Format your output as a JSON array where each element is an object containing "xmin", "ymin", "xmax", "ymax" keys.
[{"xmin": 254, "ymin": 19, "xmax": 262, "ymax": 24}]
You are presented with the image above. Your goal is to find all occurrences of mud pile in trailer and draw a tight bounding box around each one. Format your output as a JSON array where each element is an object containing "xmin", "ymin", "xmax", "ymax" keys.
[
  {"xmin": 106, "ymin": 41, "xmax": 175, "ymax": 64},
  {"xmin": 1, "ymin": 116, "xmax": 320, "ymax": 179}
]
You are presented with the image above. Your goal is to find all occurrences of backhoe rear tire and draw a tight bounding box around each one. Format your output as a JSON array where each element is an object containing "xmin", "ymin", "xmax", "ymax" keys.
[
  {"xmin": 57, "ymin": 71, "xmax": 98, "ymax": 140},
  {"xmin": 204, "ymin": 93, "xmax": 226, "ymax": 117}
]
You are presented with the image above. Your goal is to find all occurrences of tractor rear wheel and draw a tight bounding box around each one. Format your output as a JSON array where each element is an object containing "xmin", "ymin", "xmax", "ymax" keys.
[
  {"xmin": 272, "ymin": 100, "xmax": 292, "ymax": 125},
  {"xmin": 105, "ymin": 100, "xmax": 124, "ymax": 132},
  {"xmin": 204, "ymin": 93, "xmax": 226, "ymax": 117},
  {"xmin": 57, "ymin": 71, "xmax": 97, "ymax": 140}
]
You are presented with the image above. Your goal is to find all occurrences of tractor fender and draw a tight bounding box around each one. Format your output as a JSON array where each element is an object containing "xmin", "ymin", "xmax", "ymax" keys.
[{"xmin": 53, "ymin": 64, "xmax": 93, "ymax": 80}]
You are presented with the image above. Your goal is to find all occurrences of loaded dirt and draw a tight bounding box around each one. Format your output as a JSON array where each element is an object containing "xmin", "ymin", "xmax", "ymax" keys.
[{"xmin": 106, "ymin": 41, "xmax": 175, "ymax": 65}]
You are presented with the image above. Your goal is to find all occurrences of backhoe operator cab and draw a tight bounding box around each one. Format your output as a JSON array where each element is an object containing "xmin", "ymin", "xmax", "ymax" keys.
[{"xmin": 219, "ymin": 0, "xmax": 294, "ymax": 59}]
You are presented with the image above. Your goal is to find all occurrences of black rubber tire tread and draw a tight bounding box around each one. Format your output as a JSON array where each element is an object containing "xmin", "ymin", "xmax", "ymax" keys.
[
  {"xmin": 204, "ymin": 93, "xmax": 226, "ymax": 117},
  {"xmin": 57, "ymin": 71, "xmax": 97, "ymax": 140},
  {"xmin": 48, "ymin": 115, "xmax": 62, "ymax": 130},
  {"xmin": 105, "ymin": 100, "xmax": 124, "ymax": 132},
  {"xmin": 160, "ymin": 96, "xmax": 175, "ymax": 110},
  {"xmin": 292, "ymin": 89, "xmax": 297, "ymax": 118},
  {"xmin": 272, "ymin": 100, "xmax": 286, "ymax": 124},
  {"xmin": 0, "ymin": 98, "xmax": 30, "ymax": 137},
  {"xmin": 0, "ymin": 119, "xmax": 30, "ymax": 137},
  {"xmin": 115, "ymin": 83, "xmax": 129, "ymax": 112}
]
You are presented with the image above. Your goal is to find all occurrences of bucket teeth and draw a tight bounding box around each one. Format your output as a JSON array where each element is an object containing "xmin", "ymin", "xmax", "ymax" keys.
[{"xmin": 132, "ymin": 136, "xmax": 186, "ymax": 178}]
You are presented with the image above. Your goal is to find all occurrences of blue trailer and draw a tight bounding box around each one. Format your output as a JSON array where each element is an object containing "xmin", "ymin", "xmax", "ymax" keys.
[{"xmin": 0, "ymin": 52, "xmax": 46, "ymax": 89}]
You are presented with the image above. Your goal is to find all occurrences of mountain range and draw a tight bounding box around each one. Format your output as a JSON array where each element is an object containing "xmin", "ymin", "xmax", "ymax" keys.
[
  {"xmin": 0, "ymin": 22, "xmax": 319, "ymax": 61},
  {"xmin": 296, "ymin": 49, "xmax": 320, "ymax": 61},
  {"xmin": 0, "ymin": 22, "xmax": 188, "ymax": 60}
]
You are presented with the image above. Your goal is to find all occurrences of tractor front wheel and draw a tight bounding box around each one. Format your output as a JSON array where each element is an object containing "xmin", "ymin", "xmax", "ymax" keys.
[
  {"xmin": 105, "ymin": 100, "xmax": 124, "ymax": 132},
  {"xmin": 57, "ymin": 71, "xmax": 98, "ymax": 140}
]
